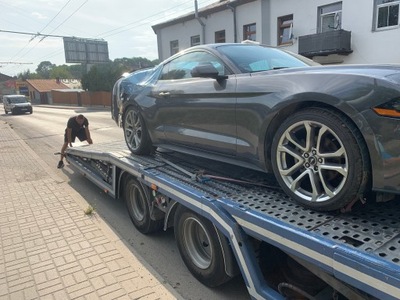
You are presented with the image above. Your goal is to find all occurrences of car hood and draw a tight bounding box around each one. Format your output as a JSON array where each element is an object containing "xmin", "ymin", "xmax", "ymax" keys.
[{"xmin": 256, "ymin": 64, "xmax": 400, "ymax": 84}]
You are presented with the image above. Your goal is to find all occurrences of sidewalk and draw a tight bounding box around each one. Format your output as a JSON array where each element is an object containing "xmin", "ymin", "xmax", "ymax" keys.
[{"xmin": 0, "ymin": 121, "xmax": 181, "ymax": 299}]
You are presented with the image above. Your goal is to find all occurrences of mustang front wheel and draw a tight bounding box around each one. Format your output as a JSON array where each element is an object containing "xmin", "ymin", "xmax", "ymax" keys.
[
  {"xmin": 123, "ymin": 107, "xmax": 153, "ymax": 155},
  {"xmin": 271, "ymin": 108, "xmax": 369, "ymax": 211}
]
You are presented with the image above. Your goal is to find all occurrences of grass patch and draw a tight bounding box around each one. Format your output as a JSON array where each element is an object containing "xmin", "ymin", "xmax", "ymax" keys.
[{"xmin": 84, "ymin": 205, "xmax": 95, "ymax": 215}]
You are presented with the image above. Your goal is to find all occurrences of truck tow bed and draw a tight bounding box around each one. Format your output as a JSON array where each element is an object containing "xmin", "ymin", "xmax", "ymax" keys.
[{"xmin": 66, "ymin": 141, "xmax": 400, "ymax": 300}]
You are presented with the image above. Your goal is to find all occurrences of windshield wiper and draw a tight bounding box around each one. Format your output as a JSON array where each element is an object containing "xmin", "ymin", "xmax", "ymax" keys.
[{"xmin": 272, "ymin": 67, "xmax": 288, "ymax": 70}]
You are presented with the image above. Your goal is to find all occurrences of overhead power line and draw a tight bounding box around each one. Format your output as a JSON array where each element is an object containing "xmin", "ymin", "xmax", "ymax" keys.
[
  {"xmin": 0, "ymin": 62, "xmax": 32, "ymax": 64},
  {"xmin": 0, "ymin": 61, "xmax": 33, "ymax": 68},
  {"xmin": 0, "ymin": 29, "xmax": 104, "ymax": 41}
]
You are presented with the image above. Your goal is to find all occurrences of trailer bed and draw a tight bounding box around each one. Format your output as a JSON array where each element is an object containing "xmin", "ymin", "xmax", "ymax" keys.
[{"xmin": 66, "ymin": 142, "xmax": 400, "ymax": 300}]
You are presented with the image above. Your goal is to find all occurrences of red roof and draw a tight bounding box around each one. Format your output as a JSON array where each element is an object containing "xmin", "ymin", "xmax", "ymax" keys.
[{"xmin": 26, "ymin": 79, "xmax": 70, "ymax": 92}]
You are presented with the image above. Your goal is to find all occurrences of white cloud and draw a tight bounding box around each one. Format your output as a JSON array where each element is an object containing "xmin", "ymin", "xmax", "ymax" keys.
[
  {"xmin": 0, "ymin": 0, "xmax": 215, "ymax": 76},
  {"xmin": 31, "ymin": 12, "xmax": 48, "ymax": 20}
]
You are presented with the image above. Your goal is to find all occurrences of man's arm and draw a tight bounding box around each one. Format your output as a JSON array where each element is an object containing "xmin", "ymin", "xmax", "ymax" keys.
[
  {"xmin": 85, "ymin": 126, "xmax": 93, "ymax": 144},
  {"xmin": 66, "ymin": 128, "xmax": 73, "ymax": 147}
]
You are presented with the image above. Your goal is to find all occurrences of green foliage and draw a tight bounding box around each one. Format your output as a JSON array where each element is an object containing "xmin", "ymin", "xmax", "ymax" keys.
[
  {"xmin": 36, "ymin": 61, "xmax": 55, "ymax": 79},
  {"xmin": 81, "ymin": 62, "xmax": 123, "ymax": 92},
  {"xmin": 50, "ymin": 65, "xmax": 73, "ymax": 79},
  {"xmin": 114, "ymin": 57, "xmax": 155, "ymax": 73},
  {"xmin": 17, "ymin": 69, "xmax": 41, "ymax": 80},
  {"xmin": 16, "ymin": 56, "xmax": 158, "ymax": 92},
  {"xmin": 84, "ymin": 205, "xmax": 95, "ymax": 215}
]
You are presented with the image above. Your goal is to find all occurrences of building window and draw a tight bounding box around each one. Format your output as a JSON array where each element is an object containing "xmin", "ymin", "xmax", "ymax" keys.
[
  {"xmin": 278, "ymin": 15, "xmax": 293, "ymax": 45},
  {"xmin": 243, "ymin": 23, "xmax": 256, "ymax": 41},
  {"xmin": 170, "ymin": 40, "xmax": 179, "ymax": 56},
  {"xmin": 375, "ymin": 0, "xmax": 399, "ymax": 29},
  {"xmin": 215, "ymin": 30, "xmax": 226, "ymax": 43},
  {"xmin": 318, "ymin": 2, "xmax": 342, "ymax": 33},
  {"xmin": 191, "ymin": 35, "xmax": 200, "ymax": 46}
]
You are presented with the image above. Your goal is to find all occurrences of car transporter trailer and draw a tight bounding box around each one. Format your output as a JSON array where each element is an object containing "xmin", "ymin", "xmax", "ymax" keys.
[{"xmin": 65, "ymin": 141, "xmax": 400, "ymax": 300}]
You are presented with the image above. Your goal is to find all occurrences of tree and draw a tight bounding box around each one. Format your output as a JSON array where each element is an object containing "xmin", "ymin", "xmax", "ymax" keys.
[
  {"xmin": 81, "ymin": 63, "xmax": 123, "ymax": 92},
  {"xmin": 68, "ymin": 64, "xmax": 84, "ymax": 79},
  {"xmin": 17, "ymin": 69, "xmax": 41, "ymax": 80},
  {"xmin": 50, "ymin": 65, "xmax": 72, "ymax": 79},
  {"xmin": 113, "ymin": 57, "xmax": 155, "ymax": 73},
  {"xmin": 36, "ymin": 61, "xmax": 55, "ymax": 79}
]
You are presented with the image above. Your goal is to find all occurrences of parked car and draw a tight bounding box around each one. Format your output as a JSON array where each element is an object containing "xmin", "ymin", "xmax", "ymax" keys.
[
  {"xmin": 112, "ymin": 42, "xmax": 400, "ymax": 211},
  {"xmin": 3, "ymin": 94, "xmax": 33, "ymax": 115}
]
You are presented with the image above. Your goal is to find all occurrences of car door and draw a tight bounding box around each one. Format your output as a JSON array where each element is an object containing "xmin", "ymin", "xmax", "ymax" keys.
[{"xmin": 154, "ymin": 50, "xmax": 237, "ymax": 156}]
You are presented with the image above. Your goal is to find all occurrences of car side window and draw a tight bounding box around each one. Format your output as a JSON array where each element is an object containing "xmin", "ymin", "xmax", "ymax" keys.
[{"xmin": 160, "ymin": 51, "xmax": 227, "ymax": 80}]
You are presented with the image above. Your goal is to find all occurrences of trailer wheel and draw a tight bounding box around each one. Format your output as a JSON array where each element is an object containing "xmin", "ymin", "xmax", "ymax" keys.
[
  {"xmin": 125, "ymin": 177, "xmax": 163, "ymax": 234},
  {"xmin": 174, "ymin": 205, "xmax": 232, "ymax": 287}
]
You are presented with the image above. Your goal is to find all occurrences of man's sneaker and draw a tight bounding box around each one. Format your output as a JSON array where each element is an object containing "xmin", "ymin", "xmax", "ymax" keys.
[{"xmin": 57, "ymin": 161, "xmax": 64, "ymax": 169}]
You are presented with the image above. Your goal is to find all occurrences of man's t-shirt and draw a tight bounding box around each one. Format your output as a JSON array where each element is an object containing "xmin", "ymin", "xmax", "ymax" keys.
[{"xmin": 67, "ymin": 116, "xmax": 89, "ymax": 133}]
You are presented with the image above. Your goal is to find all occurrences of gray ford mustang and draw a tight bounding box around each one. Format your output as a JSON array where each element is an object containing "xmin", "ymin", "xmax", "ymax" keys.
[{"xmin": 112, "ymin": 43, "xmax": 400, "ymax": 211}]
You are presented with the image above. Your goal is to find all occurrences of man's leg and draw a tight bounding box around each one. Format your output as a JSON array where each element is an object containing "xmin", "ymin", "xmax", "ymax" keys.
[
  {"xmin": 57, "ymin": 142, "xmax": 68, "ymax": 168},
  {"xmin": 60, "ymin": 142, "xmax": 68, "ymax": 161}
]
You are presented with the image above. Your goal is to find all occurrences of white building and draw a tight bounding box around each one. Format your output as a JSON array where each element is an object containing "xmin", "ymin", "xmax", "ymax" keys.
[{"xmin": 152, "ymin": 0, "xmax": 400, "ymax": 64}]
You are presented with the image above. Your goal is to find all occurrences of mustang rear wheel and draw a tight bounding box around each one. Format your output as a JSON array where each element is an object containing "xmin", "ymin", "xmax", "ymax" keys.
[
  {"xmin": 123, "ymin": 107, "xmax": 153, "ymax": 155},
  {"xmin": 271, "ymin": 108, "xmax": 369, "ymax": 211}
]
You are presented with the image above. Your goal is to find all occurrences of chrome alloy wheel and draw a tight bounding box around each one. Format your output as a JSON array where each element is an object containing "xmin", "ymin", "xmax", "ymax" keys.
[
  {"xmin": 124, "ymin": 109, "xmax": 143, "ymax": 151},
  {"xmin": 276, "ymin": 120, "xmax": 348, "ymax": 203}
]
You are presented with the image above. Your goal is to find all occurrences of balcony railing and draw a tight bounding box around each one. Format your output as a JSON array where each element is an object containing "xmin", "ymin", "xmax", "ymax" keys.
[{"xmin": 298, "ymin": 29, "xmax": 352, "ymax": 58}]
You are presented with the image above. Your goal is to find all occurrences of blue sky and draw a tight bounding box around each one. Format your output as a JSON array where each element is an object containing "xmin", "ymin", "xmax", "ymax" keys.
[{"xmin": 0, "ymin": 0, "xmax": 216, "ymax": 76}]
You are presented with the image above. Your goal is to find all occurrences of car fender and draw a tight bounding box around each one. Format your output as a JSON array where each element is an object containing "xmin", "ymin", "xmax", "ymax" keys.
[{"xmin": 260, "ymin": 92, "xmax": 374, "ymax": 172}]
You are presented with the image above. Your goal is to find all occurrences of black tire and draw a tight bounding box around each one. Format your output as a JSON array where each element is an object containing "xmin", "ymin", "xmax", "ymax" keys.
[
  {"xmin": 271, "ymin": 107, "xmax": 369, "ymax": 211},
  {"xmin": 125, "ymin": 177, "xmax": 163, "ymax": 234},
  {"xmin": 4, "ymin": 110, "xmax": 8, "ymax": 114},
  {"xmin": 123, "ymin": 106, "xmax": 153, "ymax": 155},
  {"xmin": 174, "ymin": 205, "xmax": 232, "ymax": 287}
]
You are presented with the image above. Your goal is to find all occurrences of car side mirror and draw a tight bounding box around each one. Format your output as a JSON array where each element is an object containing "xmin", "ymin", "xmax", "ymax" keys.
[{"xmin": 191, "ymin": 64, "xmax": 228, "ymax": 81}]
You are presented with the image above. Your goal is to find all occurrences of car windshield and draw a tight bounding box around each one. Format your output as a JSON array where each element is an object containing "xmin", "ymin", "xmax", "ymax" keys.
[
  {"xmin": 217, "ymin": 44, "xmax": 316, "ymax": 73},
  {"xmin": 9, "ymin": 97, "xmax": 28, "ymax": 103},
  {"xmin": 125, "ymin": 68, "xmax": 153, "ymax": 85}
]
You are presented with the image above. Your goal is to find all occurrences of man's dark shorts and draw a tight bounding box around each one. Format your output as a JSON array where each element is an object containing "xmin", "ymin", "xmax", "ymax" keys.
[{"xmin": 64, "ymin": 128, "xmax": 87, "ymax": 143}]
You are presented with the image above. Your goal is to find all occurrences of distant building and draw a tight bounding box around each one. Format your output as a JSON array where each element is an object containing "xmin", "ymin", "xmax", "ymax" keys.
[
  {"xmin": 26, "ymin": 79, "xmax": 70, "ymax": 104},
  {"xmin": 59, "ymin": 79, "xmax": 82, "ymax": 90},
  {"xmin": 152, "ymin": 0, "xmax": 399, "ymax": 64},
  {"xmin": 0, "ymin": 73, "xmax": 16, "ymax": 97}
]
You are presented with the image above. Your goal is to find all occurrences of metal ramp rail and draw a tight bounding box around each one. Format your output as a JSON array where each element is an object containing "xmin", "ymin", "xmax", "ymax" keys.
[{"xmin": 66, "ymin": 142, "xmax": 400, "ymax": 300}]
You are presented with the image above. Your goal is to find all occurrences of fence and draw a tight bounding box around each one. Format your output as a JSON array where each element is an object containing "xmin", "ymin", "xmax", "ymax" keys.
[{"xmin": 51, "ymin": 90, "xmax": 111, "ymax": 107}]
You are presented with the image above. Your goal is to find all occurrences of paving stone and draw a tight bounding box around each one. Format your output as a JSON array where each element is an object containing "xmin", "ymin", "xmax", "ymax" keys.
[{"xmin": 0, "ymin": 122, "xmax": 181, "ymax": 299}]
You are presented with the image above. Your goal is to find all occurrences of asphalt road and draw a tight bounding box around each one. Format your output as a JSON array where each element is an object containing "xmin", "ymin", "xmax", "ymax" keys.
[{"xmin": 1, "ymin": 105, "xmax": 249, "ymax": 300}]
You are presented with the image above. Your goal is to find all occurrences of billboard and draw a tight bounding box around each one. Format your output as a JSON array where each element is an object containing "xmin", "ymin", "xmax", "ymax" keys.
[{"xmin": 63, "ymin": 37, "xmax": 109, "ymax": 64}]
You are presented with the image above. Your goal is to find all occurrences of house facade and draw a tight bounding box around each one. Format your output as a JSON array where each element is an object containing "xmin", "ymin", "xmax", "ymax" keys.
[
  {"xmin": 26, "ymin": 79, "xmax": 70, "ymax": 104},
  {"xmin": 152, "ymin": 0, "xmax": 399, "ymax": 64},
  {"xmin": 0, "ymin": 73, "xmax": 16, "ymax": 98}
]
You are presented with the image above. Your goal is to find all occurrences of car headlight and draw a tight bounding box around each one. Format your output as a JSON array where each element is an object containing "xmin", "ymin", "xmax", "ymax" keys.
[{"xmin": 373, "ymin": 98, "xmax": 400, "ymax": 118}]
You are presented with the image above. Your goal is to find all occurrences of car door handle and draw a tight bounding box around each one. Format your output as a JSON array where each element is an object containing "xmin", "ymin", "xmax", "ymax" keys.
[{"xmin": 158, "ymin": 91, "xmax": 170, "ymax": 97}]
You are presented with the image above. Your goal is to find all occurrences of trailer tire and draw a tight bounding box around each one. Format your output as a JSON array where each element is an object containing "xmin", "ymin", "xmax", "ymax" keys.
[
  {"xmin": 125, "ymin": 177, "xmax": 163, "ymax": 234},
  {"xmin": 174, "ymin": 205, "xmax": 232, "ymax": 287}
]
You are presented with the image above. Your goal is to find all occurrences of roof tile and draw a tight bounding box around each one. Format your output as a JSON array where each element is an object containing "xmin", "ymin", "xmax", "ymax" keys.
[{"xmin": 26, "ymin": 79, "xmax": 70, "ymax": 92}]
